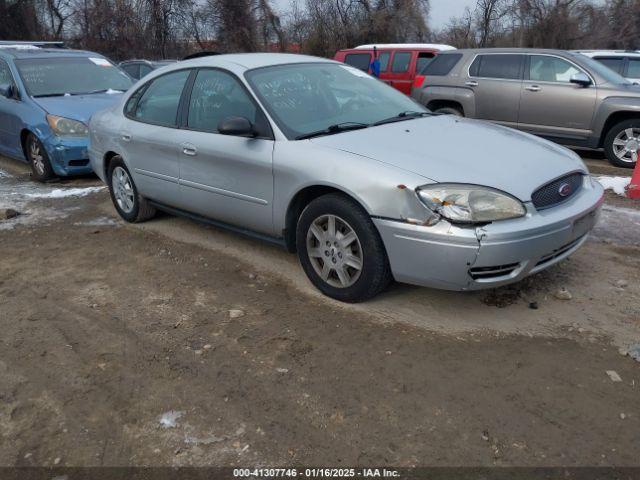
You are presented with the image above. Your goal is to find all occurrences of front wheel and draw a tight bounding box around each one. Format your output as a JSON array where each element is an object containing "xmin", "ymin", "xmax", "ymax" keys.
[
  {"xmin": 604, "ymin": 119, "xmax": 640, "ymax": 168},
  {"xmin": 26, "ymin": 133, "xmax": 55, "ymax": 182},
  {"xmin": 296, "ymin": 193, "xmax": 392, "ymax": 303},
  {"xmin": 107, "ymin": 156, "xmax": 156, "ymax": 222}
]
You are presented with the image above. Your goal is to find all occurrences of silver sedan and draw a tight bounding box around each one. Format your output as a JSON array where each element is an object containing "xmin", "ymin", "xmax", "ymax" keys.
[{"xmin": 89, "ymin": 53, "xmax": 604, "ymax": 302}]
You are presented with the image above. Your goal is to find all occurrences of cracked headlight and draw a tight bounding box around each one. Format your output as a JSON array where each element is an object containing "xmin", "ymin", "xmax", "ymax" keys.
[
  {"xmin": 416, "ymin": 184, "xmax": 526, "ymax": 224},
  {"xmin": 47, "ymin": 114, "xmax": 89, "ymax": 137}
]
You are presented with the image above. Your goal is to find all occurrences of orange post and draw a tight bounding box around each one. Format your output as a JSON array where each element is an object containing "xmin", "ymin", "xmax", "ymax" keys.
[{"xmin": 628, "ymin": 150, "xmax": 640, "ymax": 199}]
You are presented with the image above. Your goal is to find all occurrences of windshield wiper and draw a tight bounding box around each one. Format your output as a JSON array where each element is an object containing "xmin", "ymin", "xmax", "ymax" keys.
[
  {"xmin": 295, "ymin": 122, "xmax": 369, "ymax": 140},
  {"xmin": 32, "ymin": 92, "xmax": 68, "ymax": 98},
  {"xmin": 82, "ymin": 88, "xmax": 124, "ymax": 95},
  {"xmin": 372, "ymin": 111, "xmax": 432, "ymax": 126}
]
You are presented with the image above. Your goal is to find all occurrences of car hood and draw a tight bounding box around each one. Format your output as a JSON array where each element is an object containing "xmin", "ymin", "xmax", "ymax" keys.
[
  {"xmin": 310, "ymin": 115, "xmax": 586, "ymax": 201},
  {"xmin": 32, "ymin": 92, "xmax": 125, "ymax": 124}
]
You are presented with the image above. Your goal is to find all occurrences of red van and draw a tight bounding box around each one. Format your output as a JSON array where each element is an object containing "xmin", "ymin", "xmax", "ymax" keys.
[{"xmin": 334, "ymin": 43, "xmax": 456, "ymax": 95}]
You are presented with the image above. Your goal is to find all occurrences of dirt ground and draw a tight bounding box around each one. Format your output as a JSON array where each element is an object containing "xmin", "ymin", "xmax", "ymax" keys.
[{"xmin": 0, "ymin": 154, "xmax": 639, "ymax": 468}]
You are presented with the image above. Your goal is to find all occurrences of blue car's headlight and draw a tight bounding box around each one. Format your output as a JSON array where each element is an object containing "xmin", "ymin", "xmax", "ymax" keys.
[
  {"xmin": 46, "ymin": 114, "xmax": 89, "ymax": 137},
  {"xmin": 416, "ymin": 184, "xmax": 526, "ymax": 224}
]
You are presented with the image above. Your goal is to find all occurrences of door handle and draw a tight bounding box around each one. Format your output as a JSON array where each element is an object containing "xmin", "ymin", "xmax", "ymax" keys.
[
  {"xmin": 121, "ymin": 133, "xmax": 131, "ymax": 141},
  {"xmin": 465, "ymin": 80, "xmax": 478, "ymax": 87},
  {"xmin": 181, "ymin": 143, "xmax": 197, "ymax": 156},
  {"xmin": 526, "ymin": 85, "xmax": 541, "ymax": 92}
]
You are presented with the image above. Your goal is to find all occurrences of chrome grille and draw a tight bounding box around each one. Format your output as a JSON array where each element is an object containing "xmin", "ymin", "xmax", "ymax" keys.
[{"xmin": 532, "ymin": 173, "xmax": 583, "ymax": 210}]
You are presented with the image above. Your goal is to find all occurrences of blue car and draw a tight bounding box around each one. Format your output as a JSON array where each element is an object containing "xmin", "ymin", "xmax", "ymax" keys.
[{"xmin": 0, "ymin": 45, "xmax": 132, "ymax": 181}]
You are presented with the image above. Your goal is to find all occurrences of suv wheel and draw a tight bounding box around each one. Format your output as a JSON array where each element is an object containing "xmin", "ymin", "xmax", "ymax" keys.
[
  {"xmin": 296, "ymin": 193, "xmax": 392, "ymax": 303},
  {"xmin": 26, "ymin": 133, "xmax": 55, "ymax": 182},
  {"xmin": 604, "ymin": 119, "xmax": 640, "ymax": 168},
  {"xmin": 107, "ymin": 156, "xmax": 156, "ymax": 222},
  {"xmin": 434, "ymin": 106, "xmax": 463, "ymax": 117}
]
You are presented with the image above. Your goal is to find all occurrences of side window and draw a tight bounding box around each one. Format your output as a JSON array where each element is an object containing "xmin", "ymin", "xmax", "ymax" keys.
[
  {"xmin": 391, "ymin": 52, "xmax": 412, "ymax": 73},
  {"xmin": 378, "ymin": 52, "xmax": 390, "ymax": 72},
  {"xmin": 0, "ymin": 61, "xmax": 15, "ymax": 86},
  {"xmin": 626, "ymin": 59, "xmax": 640, "ymax": 78},
  {"xmin": 187, "ymin": 69, "xmax": 265, "ymax": 136},
  {"xmin": 416, "ymin": 52, "xmax": 435, "ymax": 73},
  {"xmin": 529, "ymin": 55, "xmax": 581, "ymax": 83},
  {"xmin": 423, "ymin": 53, "xmax": 463, "ymax": 75},
  {"xmin": 139, "ymin": 64, "xmax": 153, "ymax": 78},
  {"xmin": 474, "ymin": 54, "xmax": 523, "ymax": 80},
  {"xmin": 344, "ymin": 53, "xmax": 372, "ymax": 72},
  {"xmin": 122, "ymin": 64, "xmax": 140, "ymax": 79},
  {"xmin": 595, "ymin": 57, "xmax": 624, "ymax": 75},
  {"xmin": 133, "ymin": 70, "xmax": 190, "ymax": 126}
]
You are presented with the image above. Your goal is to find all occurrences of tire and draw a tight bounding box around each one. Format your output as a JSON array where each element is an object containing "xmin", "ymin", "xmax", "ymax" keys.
[
  {"xmin": 26, "ymin": 133, "xmax": 55, "ymax": 182},
  {"xmin": 603, "ymin": 119, "xmax": 640, "ymax": 169},
  {"xmin": 296, "ymin": 193, "xmax": 392, "ymax": 303},
  {"xmin": 107, "ymin": 156, "xmax": 156, "ymax": 223},
  {"xmin": 434, "ymin": 106, "xmax": 463, "ymax": 117}
]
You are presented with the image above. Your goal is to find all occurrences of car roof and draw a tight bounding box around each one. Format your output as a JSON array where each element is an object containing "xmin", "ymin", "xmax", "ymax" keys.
[
  {"xmin": 353, "ymin": 43, "xmax": 456, "ymax": 51},
  {"xmin": 0, "ymin": 47, "xmax": 104, "ymax": 60},
  {"xmin": 576, "ymin": 50, "xmax": 640, "ymax": 57},
  {"xmin": 172, "ymin": 52, "xmax": 335, "ymax": 71},
  {"xmin": 438, "ymin": 48, "xmax": 576, "ymax": 55}
]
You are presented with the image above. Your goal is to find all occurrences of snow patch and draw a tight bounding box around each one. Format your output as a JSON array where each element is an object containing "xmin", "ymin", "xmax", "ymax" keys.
[
  {"xmin": 595, "ymin": 176, "xmax": 631, "ymax": 197},
  {"xmin": 0, "ymin": 169, "xmax": 11, "ymax": 178},
  {"xmin": 23, "ymin": 186, "xmax": 105, "ymax": 199},
  {"xmin": 159, "ymin": 410, "xmax": 184, "ymax": 428}
]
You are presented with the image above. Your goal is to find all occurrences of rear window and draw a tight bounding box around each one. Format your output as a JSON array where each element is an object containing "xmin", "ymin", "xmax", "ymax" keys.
[
  {"xmin": 470, "ymin": 54, "xmax": 523, "ymax": 80},
  {"xmin": 391, "ymin": 52, "xmax": 412, "ymax": 73},
  {"xmin": 628, "ymin": 59, "xmax": 640, "ymax": 78},
  {"xmin": 344, "ymin": 53, "xmax": 371, "ymax": 72},
  {"xmin": 421, "ymin": 53, "xmax": 462, "ymax": 76},
  {"xmin": 594, "ymin": 57, "xmax": 624, "ymax": 74}
]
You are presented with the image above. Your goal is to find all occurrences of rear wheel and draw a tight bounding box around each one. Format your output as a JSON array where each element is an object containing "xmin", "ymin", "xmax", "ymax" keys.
[
  {"xmin": 26, "ymin": 133, "xmax": 55, "ymax": 182},
  {"xmin": 107, "ymin": 156, "xmax": 156, "ymax": 222},
  {"xmin": 604, "ymin": 119, "xmax": 640, "ymax": 168},
  {"xmin": 296, "ymin": 193, "xmax": 392, "ymax": 303}
]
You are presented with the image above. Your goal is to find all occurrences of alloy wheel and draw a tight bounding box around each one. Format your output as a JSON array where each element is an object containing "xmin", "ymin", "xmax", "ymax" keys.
[
  {"xmin": 112, "ymin": 166, "xmax": 135, "ymax": 213},
  {"xmin": 306, "ymin": 214, "xmax": 363, "ymax": 288},
  {"xmin": 612, "ymin": 128, "xmax": 640, "ymax": 164},
  {"xmin": 30, "ymin": 140, "xmax": 45, "ymax": 176}
]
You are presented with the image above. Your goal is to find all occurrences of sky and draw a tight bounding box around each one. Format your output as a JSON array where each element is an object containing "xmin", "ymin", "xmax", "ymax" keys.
[{"xmin": 430, "ymin": 0, "xmax": 477, "ymax": 29}]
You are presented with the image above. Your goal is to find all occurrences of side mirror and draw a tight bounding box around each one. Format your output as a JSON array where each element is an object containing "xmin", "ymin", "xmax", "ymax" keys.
[
  {"xmin": 0, "ymin": 83, "xmax": 14, "ymax": 99},
  {"xmin": 570, "ymin": 72, "xmax": 591, "ymax": 87},
  {"xmin": 217, "ymin": 116, "xmax": 255, "ymax": 136}
]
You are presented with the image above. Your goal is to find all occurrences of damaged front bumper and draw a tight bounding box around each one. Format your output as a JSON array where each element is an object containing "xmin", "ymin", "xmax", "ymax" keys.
[{"xmin": 373, "ymin": 180, "xmax": 604, "ymax": 291}]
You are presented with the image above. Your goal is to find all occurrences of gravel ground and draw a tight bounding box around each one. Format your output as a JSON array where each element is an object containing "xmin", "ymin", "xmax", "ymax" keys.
[{"xmin": 0, "ymin": 155, "xmax": 639, "ymax": 468}]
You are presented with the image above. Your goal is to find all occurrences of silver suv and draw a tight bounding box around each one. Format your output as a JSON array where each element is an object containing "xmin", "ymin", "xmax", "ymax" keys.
[{"xmin": 412, "ymin": 48, "xmax": 640, "ymax": 168}]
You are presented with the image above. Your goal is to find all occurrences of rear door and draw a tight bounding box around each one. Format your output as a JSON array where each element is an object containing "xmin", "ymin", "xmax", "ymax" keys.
[
  {"xmin": 467, "ymin": 53, "xmax": 524, "ymax": 127},
  {"xmin": 518, "ymin": 54, "xmax": 597, "ymax": 143},
  {"xmin": 120, "ymin": 68, "xmax": 191, "ymax": 204},
  {"xmin": 385, "ymin": 50, "xmax": 415, "ymax": 94}
]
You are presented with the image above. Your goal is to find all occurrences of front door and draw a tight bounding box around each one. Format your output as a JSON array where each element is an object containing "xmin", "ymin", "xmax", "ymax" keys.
[
  {"xmin": 518, "ymin": 55, "xmax": 597, "ymax": 143},
  {"xmin": 177, "ymin": 68, "xmax": 274, "ymax": 235},
  {"xmin": 120, "ymin": 68, "xmax": 191, "ymax": 204}
]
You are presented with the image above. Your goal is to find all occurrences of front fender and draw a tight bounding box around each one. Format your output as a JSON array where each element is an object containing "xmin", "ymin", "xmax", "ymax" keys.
[{"xmin": 272, "ymin": 142, "xmax": 435, "ymax": 234}]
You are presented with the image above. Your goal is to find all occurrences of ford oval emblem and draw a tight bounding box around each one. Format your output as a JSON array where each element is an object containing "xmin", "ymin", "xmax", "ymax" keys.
[{"xmin": 558, "ymin": 183, "xmax": 572, "ymax": 197}]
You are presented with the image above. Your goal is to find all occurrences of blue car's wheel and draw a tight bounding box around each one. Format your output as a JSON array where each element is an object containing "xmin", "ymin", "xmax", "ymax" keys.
[{"xmin": 26, "ymin": 133, "xmax": 55, "ymax": 182}]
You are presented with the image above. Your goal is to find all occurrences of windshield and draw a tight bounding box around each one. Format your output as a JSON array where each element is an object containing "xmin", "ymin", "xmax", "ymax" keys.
[
  {"xmin": 245, "ymin": 63, "xmax": 429, "ymax": 139},
  {"xmin": 571, "ymin": 53, "xmax": 632, "ymax": 85},
  {"xmin": 15, "ymin": 56, "xmax": 132, "ymax": 97}
]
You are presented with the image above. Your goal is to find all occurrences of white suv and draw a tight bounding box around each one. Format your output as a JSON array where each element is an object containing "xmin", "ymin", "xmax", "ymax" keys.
[{"xmin": 576, "ymin": 50, "xmax": 640, "ymax": 83}]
